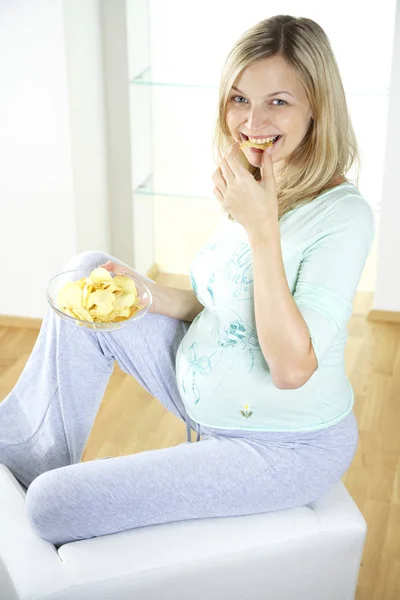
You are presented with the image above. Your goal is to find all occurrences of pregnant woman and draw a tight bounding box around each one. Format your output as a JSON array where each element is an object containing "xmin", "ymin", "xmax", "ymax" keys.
[{"xmin": 0, "ymin": 14, "xmax": 374, "ymax": 546}]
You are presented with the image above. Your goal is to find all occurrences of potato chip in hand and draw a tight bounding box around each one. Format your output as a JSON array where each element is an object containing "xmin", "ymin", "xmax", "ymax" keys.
[{"xmin": 57, "ymin": 267, "xmax": 141, "ymax": 323}]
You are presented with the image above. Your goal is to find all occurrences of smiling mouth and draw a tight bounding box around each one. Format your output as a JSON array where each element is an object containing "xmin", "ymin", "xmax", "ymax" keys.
[{"xmin": 239, "ymin": 133, "xmax": 282, "ymax": 149}]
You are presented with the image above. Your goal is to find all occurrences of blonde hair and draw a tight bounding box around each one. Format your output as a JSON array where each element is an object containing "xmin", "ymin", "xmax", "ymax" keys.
[{"xmin": 213, "ymin": 15, "xmax": 360, "ymax": 220}]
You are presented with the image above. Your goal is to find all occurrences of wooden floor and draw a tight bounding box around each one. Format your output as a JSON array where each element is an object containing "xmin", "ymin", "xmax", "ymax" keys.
[{"xmin": 0, "ymin": 274, "xmax": 399, "ymax": 600}]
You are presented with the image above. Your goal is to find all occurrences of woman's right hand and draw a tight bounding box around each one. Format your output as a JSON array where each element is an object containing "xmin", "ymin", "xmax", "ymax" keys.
[{"xmin": 98, "ymin": 260, "xmax": 158, "ymax": 313}]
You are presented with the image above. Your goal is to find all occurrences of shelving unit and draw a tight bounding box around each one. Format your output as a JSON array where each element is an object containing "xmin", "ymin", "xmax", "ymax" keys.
[
  {"xmin": 126, "ymin": 0, "xmax": 224, "ymax": 274},
  {"xmin": 130, "ymin": 73, "xmax": 219, "ymax": 198}
]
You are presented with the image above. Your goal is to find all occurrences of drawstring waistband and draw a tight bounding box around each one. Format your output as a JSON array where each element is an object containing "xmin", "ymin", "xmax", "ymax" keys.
[{"xmin": 185, "ymin": 412, "xmax": 201, "ymax": 443}]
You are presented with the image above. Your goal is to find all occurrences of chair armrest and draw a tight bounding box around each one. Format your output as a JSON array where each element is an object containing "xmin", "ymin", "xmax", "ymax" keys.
[{"xmin": 0, "ymin": 465, "xmax": 71, "ymax": 600}]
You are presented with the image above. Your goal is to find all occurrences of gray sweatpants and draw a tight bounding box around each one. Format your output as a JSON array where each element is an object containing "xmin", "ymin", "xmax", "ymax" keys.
[{"xmin": 0, "ymin": 251, "xmax": 359, "ymax": 546}]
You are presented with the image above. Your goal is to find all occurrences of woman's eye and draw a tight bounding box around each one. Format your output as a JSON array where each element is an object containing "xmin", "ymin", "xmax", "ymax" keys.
[
  {"xmin": 231, "ymin": 95, "xmax": 248, "ymax": 104},
  {"xmin": 272, "ymin": 99, "xmax": 287, "ymax": 106}
]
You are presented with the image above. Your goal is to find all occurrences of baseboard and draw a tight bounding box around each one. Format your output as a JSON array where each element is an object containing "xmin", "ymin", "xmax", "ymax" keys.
[
  {"xmin": 0, "ymin": 315, "xmax": 43, "ymax": 329},
  {"xmin": 0, "ymin": 263, "xmax": 160, "ymax": 330},
  {"xmin": 367, "ymin": 310, "xmax": 400, "ymax": 324}
]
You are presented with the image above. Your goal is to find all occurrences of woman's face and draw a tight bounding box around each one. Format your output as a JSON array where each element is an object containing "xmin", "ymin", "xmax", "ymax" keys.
[{"xmin": 226, "ymin": 55, "xmax": 313, "ymax": 174}]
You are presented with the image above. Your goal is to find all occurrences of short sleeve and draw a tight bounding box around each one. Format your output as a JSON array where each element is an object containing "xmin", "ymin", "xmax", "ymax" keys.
[{"xmin": 293, "ymin": 195, "xmax": 375, "ymax": 367}]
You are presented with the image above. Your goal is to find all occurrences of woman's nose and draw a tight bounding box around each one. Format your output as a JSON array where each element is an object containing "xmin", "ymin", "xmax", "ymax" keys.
[{"xmin": 246, "ymin": 109, "xmax": 271, "ymax": 132}]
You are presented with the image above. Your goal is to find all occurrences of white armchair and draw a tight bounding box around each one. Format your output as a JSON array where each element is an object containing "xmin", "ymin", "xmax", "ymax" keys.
[{"xmin": 0, "ymin": 463, "xmax": 366, "ymax": 600}]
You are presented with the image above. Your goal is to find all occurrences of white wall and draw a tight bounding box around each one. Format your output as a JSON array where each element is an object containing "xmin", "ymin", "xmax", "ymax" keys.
[
  {"xmin": 63, "ymin": 0, "xmax": 110, "ymax": 256},
  {"xmin": 373, "ymin": 1, "xmax": 400, "ymax": 312},
  {"xmin": 0, "ymin": 0, "xmax": 110, "ymax": 319}
]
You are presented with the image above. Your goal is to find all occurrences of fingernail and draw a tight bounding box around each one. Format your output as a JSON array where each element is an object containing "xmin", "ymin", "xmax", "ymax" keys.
[{"xmin": 267, "ymin": 147, "xmax": 273, "ymax": 155}]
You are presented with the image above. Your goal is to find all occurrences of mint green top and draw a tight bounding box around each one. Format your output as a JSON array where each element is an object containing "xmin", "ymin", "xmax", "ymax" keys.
[{"xmin": 175, "ymin": 182, "xmax": 375, "ymax": 432}]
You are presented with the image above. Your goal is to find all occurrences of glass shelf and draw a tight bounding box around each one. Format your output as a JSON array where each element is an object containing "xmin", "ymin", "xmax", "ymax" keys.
[
  {"xmin": 130, "ymin": 67, "xmax": 217, "ymax": 89},
  {"xmin": 133, "ymin": 174, "xmax": 214, "ymax": 200}
]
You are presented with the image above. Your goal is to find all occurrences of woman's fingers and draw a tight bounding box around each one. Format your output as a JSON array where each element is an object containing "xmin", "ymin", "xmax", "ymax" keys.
[
  {"xmin": 225, "ymin": 142, "xmax": 246, "ymax": 177},
  {"xmin": 99, "ymin": 261, "xmax": 115, "ymax": 271},
  {"xmin": 261, "ymin": 145, "xmax": 275, "ymax": 182},
  {"xmin": 99, "ymin": 261, "xmax": 125, "ymax": 275},
  {"xmin": 213, "ymin": 185, "xmax": 224, "ymax": 202},
  {"xmin": 211, "ymin": 168, "xmax": 227, "ymax": 190},
  {"xmin": 219, "ymin": 157, "xmax": 235, "ymax": 187}
]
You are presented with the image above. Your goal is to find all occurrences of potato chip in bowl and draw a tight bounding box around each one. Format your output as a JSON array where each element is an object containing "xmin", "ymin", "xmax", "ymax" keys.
[{"xmin": 46, "ymin": 267, "xmax": 152, "ymax": 331}]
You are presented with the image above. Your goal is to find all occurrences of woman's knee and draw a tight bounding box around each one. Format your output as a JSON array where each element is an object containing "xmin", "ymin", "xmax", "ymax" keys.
[
  {"xmin": 25, "ymin": 470, "xmax": 65, "ymax": 543},
  {"xmin": 62, "ymin": 250, "xmax": 114, "ymax": 273}
]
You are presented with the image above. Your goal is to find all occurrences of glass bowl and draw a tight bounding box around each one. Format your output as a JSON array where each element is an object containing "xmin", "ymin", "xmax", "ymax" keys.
[{"xmin": 46, "ymin": 268, "xmax": 153, "ymax": 331}]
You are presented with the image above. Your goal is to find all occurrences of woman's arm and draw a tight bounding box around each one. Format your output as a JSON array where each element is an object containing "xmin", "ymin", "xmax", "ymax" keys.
[
  {"xmin": 248, "ymin": 221, "xmax": 317, "ymax": 390},
  {"xmin": 249, "ymin": 196, "xmax": 375, "ymax": 390},
  {"xmin": 149, "ymin": 282, "xmax": 204, "ymax": 322},
  {"xmin": 99, "ymin": 260, "xmax": 203, "ymax": 323}
]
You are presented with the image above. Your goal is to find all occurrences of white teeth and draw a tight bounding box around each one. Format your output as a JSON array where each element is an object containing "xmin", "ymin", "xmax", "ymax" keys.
[{"xmin": 247, "ymin": 135, "xmax": 279, "ymax": 144}]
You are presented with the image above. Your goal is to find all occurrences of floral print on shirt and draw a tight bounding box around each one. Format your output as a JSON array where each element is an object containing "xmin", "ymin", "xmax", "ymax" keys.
[
  {"xmin": 222, "ymin": 242, "xmax": 254, "ymax": 299},
  {"xmin": 180, "ymin": 342, "xmax": 219, "ymax": 405}
]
